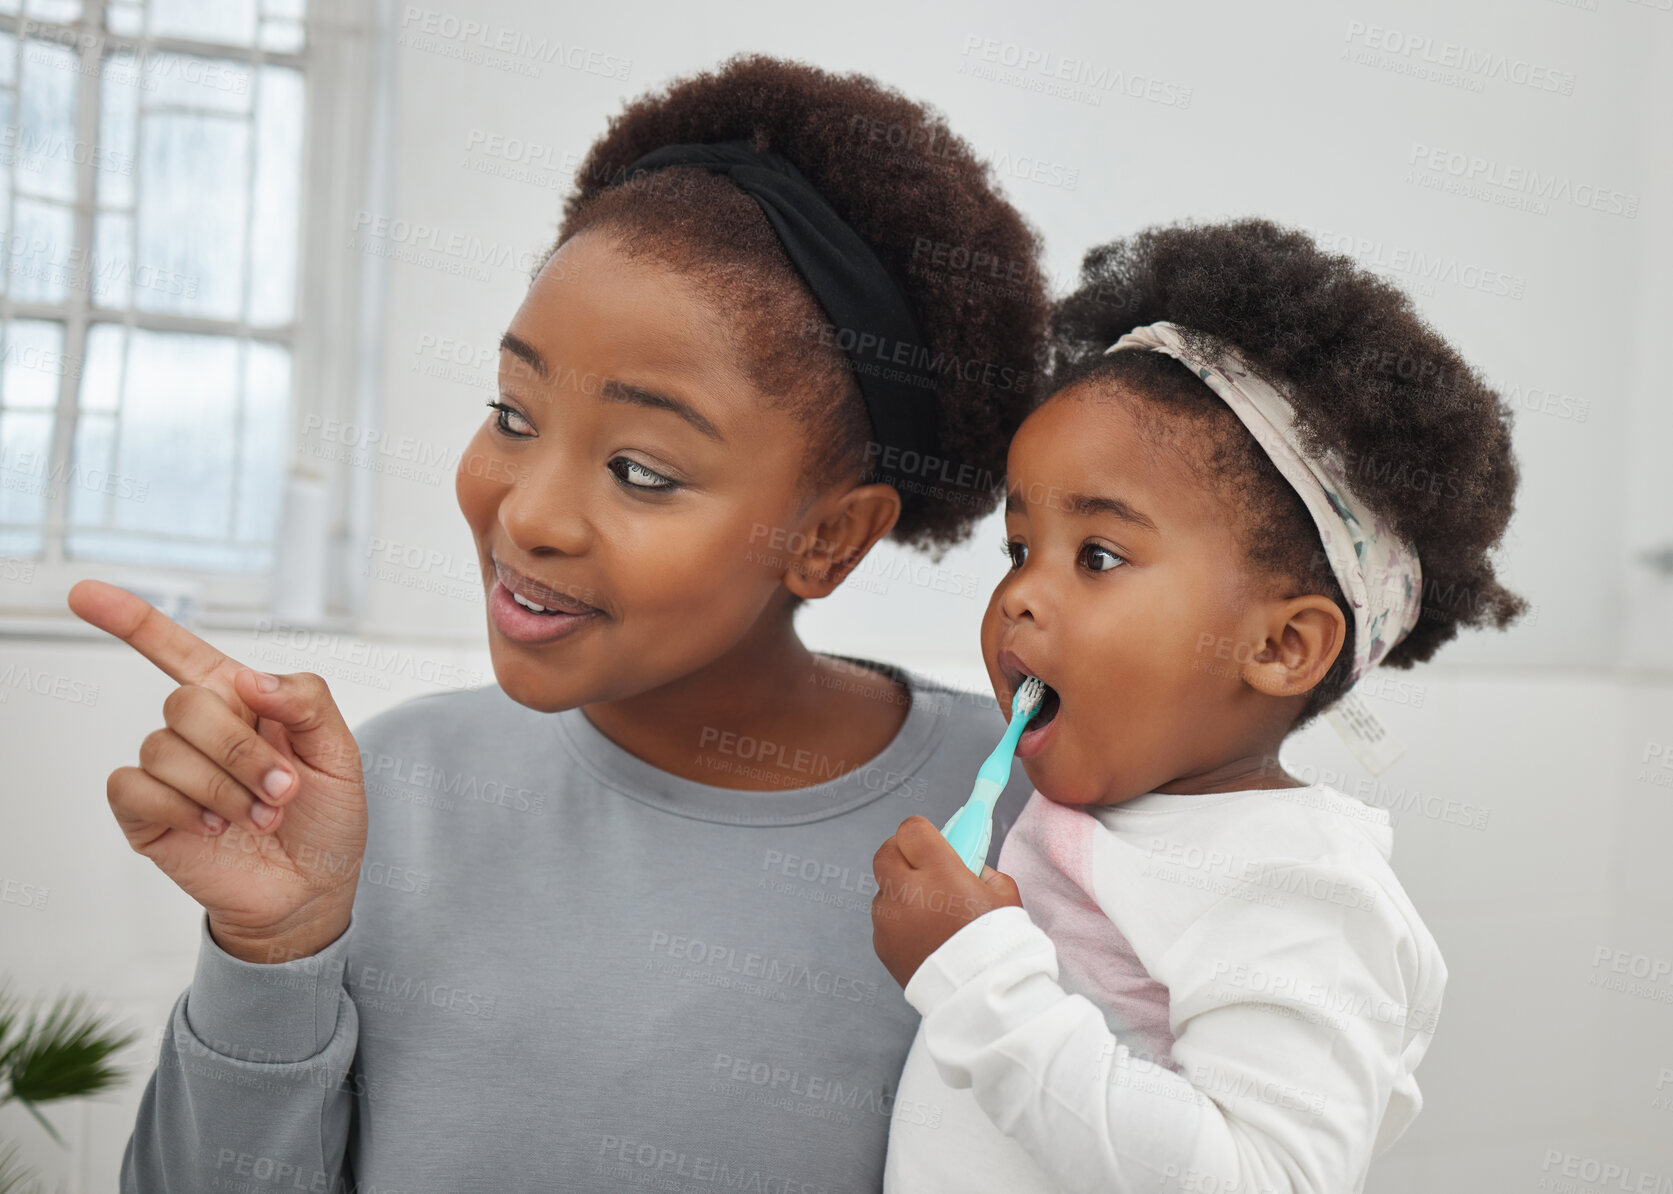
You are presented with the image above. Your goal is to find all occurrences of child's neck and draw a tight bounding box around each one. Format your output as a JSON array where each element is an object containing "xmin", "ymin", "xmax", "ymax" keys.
[
  {"xmin": 579, "ymin": 609, "xmax": 910, "ymax": 791},
  {"xmin": 1151, "ymin": 752, "xmax": 1308, "ymax": 796},
  {"xmin": 1146, "ymin": 713, "xmax": 1309, "ymax": 797}
]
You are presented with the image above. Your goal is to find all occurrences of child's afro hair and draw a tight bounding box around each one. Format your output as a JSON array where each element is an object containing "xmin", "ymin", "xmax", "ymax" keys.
[
  {"xmin": 540, "ymin": 53, "xmax": 1050, "ymax": 552},
  {"xmin": 1044, "ymin": 217, "xmax": 1527, "ymax": 724}
]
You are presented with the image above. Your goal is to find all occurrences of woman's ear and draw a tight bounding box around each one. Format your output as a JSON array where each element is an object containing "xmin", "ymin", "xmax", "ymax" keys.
[
  {"xmin": 1239, "ymin": 595, "xmax": 1347, "ymax": 699},
  {"xmin": 782, "ymin": 482, "xmax": 902, "ymax": 600}
]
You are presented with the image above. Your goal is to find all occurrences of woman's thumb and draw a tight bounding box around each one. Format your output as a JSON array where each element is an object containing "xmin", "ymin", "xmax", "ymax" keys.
[{"xmin": 235, "ymin": 667, "xmax": 358, "ymax": 776}]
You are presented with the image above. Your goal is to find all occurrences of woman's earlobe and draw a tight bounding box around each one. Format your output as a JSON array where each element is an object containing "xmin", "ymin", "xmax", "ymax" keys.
[{"xmin": 782, "ymin": 483, "xmax": 901, "ymax": 601}]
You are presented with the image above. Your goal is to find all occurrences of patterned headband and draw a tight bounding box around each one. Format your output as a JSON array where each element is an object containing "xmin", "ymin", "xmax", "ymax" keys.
[{"xmin": 1104, "ymin": 321, "xmax": 1422, "ymax": 686}]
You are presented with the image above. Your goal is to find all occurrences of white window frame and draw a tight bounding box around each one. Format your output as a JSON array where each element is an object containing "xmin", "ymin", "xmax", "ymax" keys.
[{"xmin": 0, "ymin": 0, "xmax": 389, "ymax": 634}]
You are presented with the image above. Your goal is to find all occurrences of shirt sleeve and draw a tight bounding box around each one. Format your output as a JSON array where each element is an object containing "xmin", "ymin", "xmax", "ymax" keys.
[
  {"xmin": 120, "ymin": 911, "xmax": 361, "ymax": 1193},
  {"xmin": 903, "ymin": 863, "xmax": 1436, "ymax": 1194}
]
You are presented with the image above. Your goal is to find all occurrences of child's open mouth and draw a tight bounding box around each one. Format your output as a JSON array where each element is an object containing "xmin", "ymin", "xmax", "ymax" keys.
[
  {"xmin": 1016, "ymin": 678, "xmax": 1061, "ymax": 758},
  {"xmin": 1029, "ymin": 681, "xmax": 1061, "ymax": 728},
  {"xmin": 997, "ymin": 649, "xmax": 1063, "ymax": 758}
]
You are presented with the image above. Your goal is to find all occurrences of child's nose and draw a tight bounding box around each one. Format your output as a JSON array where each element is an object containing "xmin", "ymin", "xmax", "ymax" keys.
[{"xmin": 999, "ymin": 562, "xmax": 1049, "ymax": 626}]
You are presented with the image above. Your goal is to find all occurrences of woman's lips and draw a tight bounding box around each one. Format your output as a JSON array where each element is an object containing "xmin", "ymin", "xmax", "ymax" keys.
[
  {"xmin": 487, "ymin": 579, "xmax": 602, "ymax": 646},
  {"xmin": 492, "ymin": 558, "xmax": 602, "ymax": 615}
]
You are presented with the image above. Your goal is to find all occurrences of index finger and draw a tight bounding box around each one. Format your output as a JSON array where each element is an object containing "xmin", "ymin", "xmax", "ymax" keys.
[
  {"xmin": 67, "ymin": 579, "xmax": 243, "ymax": 690},
  {"xmin": 893, "ymin": 815, "xmax": 955, "ymax": 869}
]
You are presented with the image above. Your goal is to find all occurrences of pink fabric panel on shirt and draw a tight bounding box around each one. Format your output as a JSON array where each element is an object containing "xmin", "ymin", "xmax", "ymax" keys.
[{"xmin": 998, "ymin": 790, "xmax": 1178, "ymax": 1070}]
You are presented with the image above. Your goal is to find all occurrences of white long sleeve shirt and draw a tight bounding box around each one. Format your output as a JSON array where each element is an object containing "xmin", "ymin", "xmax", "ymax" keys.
[{"xmin": 884, "ymin": 783, "xmax": 1447, "ymax": 1194}]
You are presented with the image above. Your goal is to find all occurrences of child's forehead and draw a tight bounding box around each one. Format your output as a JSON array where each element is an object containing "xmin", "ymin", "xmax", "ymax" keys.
[
  {"xmin": 1010, "ymin": 386, "xmax": 1159, "ymax": 478},
  {"xmin": 1004, "ymin": 386, "xmax": 1231, "ymax": 529}
]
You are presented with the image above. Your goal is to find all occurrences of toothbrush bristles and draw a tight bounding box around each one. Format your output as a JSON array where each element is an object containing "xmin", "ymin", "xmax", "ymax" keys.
[{"xmin": 1014, "ymin": 675, "xmax": 1046, "ymax": 716}]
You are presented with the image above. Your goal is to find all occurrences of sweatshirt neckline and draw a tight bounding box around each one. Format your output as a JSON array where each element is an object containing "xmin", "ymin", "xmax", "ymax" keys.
[
  {"xmin": 1092, "ymin": 781, "xmax": 1391, "ymax": 824},
  {"xmin": 551, "ymin": 655, "xmax": 948, "ymax": 826}
]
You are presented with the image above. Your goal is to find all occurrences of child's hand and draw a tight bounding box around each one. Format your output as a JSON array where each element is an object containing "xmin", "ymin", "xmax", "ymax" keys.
[{"xmin": 871, "ymin": 815, "xmax": 1024, "ymax": 989}]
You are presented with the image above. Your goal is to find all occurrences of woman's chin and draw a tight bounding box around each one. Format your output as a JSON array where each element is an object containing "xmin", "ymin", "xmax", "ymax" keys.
[{"xmin": 487, "ymin": 650, "xmax": 590, "ymax": 713}]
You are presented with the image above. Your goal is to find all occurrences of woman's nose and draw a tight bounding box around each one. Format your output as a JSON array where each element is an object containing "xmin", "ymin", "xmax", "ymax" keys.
[{"xmin": 496, "ymin": 455, "xmax": 594, "ymax": 557}]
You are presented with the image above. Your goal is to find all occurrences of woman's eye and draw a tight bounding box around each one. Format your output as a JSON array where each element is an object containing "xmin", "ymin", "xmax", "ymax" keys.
[
  {"xmin": 1079, "ymin": 543, "xmax": 1126, "ymax": 573},
  {"xmin": 485, "ymin": 400, "xmax": 533, "ymax": 438},
  {"xmin": 1001, "ymin": 537, "xmax": 1027, "ymax": 570},
  {"xmin": 609, "ymin": 456, "xmax": 676, "ymax": 491}
]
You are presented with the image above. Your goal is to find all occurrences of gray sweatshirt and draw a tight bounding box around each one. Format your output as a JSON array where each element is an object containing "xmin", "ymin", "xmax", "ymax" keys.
[{"xmin": 120, "ymin": 660, "xmax": 1031, "ymax": 1193}]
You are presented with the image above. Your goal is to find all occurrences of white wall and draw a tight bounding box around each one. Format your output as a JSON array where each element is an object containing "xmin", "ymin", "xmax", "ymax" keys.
[{"xmin": 2, "ymin": 0, "xmax": 1669, "ymax": 1189}]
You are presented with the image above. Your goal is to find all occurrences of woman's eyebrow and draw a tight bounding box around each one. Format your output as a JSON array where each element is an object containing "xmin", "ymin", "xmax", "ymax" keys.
[
  {"xmin": 500, "ymin": 332, "xmax": 547, "ymax": 381},
  {"xmin": 498, "ymin": 332, "xmax": 723, "ymax": 442},
  {"xmin": 598, "ymin": 380, "xmax": 724, "ymax": 442}
]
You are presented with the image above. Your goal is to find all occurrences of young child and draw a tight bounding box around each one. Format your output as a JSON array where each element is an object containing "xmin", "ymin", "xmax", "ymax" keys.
[{"xmin": 872, "ymin": 218, "xmax": 1525, "ymax": 1193}]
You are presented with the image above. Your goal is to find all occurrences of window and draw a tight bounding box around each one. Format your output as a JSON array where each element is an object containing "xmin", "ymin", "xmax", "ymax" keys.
[{"xmin": 0, "ymin": 0, "xmax": 380, "ymax": 623}]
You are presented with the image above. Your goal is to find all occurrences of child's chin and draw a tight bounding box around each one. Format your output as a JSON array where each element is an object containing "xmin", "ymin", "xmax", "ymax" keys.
[{"xmin": 1020, "ymin": 762, "xmax": 1104, "ymax": 807}]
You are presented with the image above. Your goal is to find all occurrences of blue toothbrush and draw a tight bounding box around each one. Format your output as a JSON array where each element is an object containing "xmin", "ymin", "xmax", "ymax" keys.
[{"xmin": 940, "ymin": 676, "xmax": 1046, "ymax": 873}]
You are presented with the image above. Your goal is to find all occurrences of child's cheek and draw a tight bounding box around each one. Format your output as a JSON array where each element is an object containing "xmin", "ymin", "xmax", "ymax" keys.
[{"xmin": 978, "ymin": 587, "xmax": 1006, "ymax": 683}]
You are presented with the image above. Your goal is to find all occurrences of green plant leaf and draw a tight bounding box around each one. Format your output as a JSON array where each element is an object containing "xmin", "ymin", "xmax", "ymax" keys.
[{"xmin": 4, "ymin": 992, "xmax": 139, "ymax": 1108}]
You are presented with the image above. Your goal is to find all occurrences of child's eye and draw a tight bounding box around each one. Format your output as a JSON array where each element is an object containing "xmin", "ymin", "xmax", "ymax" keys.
[
  {"xmin": 1001, "ymin": 536, "xmax": 1027, "ymax": 570},
  {"xmin": 486, "ymin": 400, "xmax": 533, "ymax": 438},
  {"xmin": 609, "ymin": 456, "xmax": 677, "ymax": 491},
  {"xmin": 1079, "ymin": 543, "xmax": 1126, "ymax": 573}
]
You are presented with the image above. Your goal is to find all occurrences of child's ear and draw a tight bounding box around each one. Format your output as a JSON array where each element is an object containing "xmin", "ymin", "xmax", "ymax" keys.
[
  {"xmin": 1239, "ymin": 595, "xmax": 1347, "ymax": 699},
  {"xmin": 782, "ymin": 482, "xmax": 902, "ymax": 601}
]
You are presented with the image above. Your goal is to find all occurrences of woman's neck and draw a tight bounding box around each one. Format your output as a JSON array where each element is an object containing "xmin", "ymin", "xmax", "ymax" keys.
[{"xmin": 579, "ymin": 611, "xmax": 910, "ymax": 790}]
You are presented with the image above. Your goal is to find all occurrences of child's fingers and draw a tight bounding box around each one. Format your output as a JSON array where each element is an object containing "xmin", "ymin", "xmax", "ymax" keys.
[
  {"xmin": 891, "ymin": 815, "xmax": 952, "ymax": 868},
  {"xmin": 980, "ymin": 868, "xmax": 1022, "ymax": 904},
  {"xmin": 872, "ymin": 836, "xmax": 912, "ymax": 896}
]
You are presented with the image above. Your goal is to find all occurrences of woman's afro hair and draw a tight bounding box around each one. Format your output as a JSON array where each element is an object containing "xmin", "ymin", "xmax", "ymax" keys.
[
  {"xmin": 539, "ymin": 53, "xmax": 1050, "ymax": 551},
  {"xmin": 1044, "ymin": 218, "xmax": 1527, "ymax": 723}
]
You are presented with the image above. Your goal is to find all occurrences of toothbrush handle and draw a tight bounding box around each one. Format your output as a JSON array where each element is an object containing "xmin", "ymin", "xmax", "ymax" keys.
[{"xmin": 941, "ymin": 776, "xmax": 1003, "ymax": 873}]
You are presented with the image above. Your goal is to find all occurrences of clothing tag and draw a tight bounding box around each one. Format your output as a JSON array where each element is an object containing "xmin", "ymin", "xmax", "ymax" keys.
[{"xmin": 1325, "ymin": 690, "xmax": 1406, "ymax": 776}]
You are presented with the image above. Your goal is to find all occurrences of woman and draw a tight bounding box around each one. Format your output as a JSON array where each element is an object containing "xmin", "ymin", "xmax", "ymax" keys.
[{"xmin": 80, "ymin": 55, "xmax": 1048, "ymax": 1190}]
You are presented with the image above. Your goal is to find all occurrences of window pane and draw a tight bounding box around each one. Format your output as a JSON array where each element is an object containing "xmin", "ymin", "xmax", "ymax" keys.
[
  {"xmin": 262, "ymin": 0, "xmax": 306, "ymax": 19},
  {"xmin": 98, "ymin": 54, "xmax": 138, "ymax": 208},
  {"xmin": 7, "ymin": 197, "xmax": 73, "ymax": 302},
  {"xmin": 103, "ymin": 329, "xmax": 239, "ymax": 544},
  {"xmin": 136, "ymin": 111, "xmax": 248, "ymax": 317},
  {"xmin": 0, "ymin": 527, "xmax": 42, "ymax": 556},
  {"xmin": 150, "ymin": 0, "xmax": 258, "ymax": 48},
  {"xmin": 0, "ymin": 408, "xmax": 55, "ymax": 531},
  {"xmin": 144, "ymin": 51, "xmax": 252, "ymax": 116},
  {"xmin": 105, "ymin": 3, "xmax": 142, "ymax": 35},
  {"xmin": 16, "ymin": 36, "xmax": 78, "ymax": 201},
  {"xmin": 67, "ymin": 410, "xmax": 113, "ymax": 524},
  {"xmin": 79, "ymin": 323, "xmax": 122, "ymax": 413},
  {"xmin": 92, "ymin": 211, "xmax": 132, "ymax": 307},
  {"xmin": 24, "ymin": 0, "xmax": 80, "ymax": 21},
  {"xmin": 1, "ymin": 319, "xmax": 67, "ymax": 407},
  {"xmin": 250, "ymin": 65, "xmax": 301, "ymax": 324},
  {"xmin": 0, "ymin": 29, "xmax": 17, "ymax": 87},
  {"xmin": 0, "ymin": 89, "xmax": 13, "ymax": 263},
  {"xmin": 68, "ymin": 528, "xmax": 269, "ymax": 570},
  {"xmin": 258, "ymin": 19, "xmax": 304, "ymax": 53},
  {"xmin": 235, "ymin": 341, "xmax": 288, "ymax": 541}
]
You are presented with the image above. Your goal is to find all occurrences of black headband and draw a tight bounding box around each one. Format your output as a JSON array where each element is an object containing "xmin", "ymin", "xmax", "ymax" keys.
[{"xmin": 619, "ymin": 140, "xmax": 942, "ymax": 497}]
